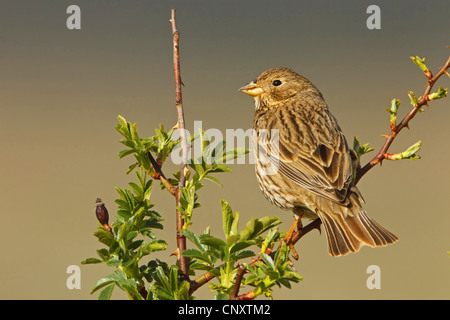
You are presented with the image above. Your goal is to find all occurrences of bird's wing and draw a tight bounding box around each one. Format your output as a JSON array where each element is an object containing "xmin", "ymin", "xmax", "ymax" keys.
[{"xmin": 257, "ymin": 101, "xmax": 354, "ymax": 205}]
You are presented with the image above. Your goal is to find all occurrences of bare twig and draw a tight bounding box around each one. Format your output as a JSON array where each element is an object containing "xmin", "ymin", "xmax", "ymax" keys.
[
  {"xmin": 355, "ymin": 56, "xmax": 450, "ymax": 184},
  {"xmin": 170, "ymin": 8, "xmax": 190, "ymax": 281},
  {"xmin": 170, "ymin": 9, "xmax": 189, "ymax": 280}
]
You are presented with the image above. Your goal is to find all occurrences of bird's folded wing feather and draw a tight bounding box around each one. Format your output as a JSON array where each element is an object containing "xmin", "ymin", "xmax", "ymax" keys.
[{"xmin": 259, "ymin": 102, "xmax": 353, "ymax": 205}]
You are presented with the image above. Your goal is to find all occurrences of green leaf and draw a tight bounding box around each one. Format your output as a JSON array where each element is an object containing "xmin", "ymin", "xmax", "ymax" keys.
[
  {"xmin": 230, "ymin": 240, "xmax": 255, "ymax": 254},
  {"xmin": 181, "ymin": 249, "xmax": 213, "ymax": 264},
  {"xmin": 116, "ymin": 209, "xmax": 132, "ymax": 222},
  {"xmin": 226, "ymin": 234, "xmax": 239, "ymax": 247},
  {"xmin": 261, "ymin": 227, "xmax": 280, "ymax": 253},
  {"xmin": 255, "ymin": 216, "xmax": 282, "ymax": 236},
  {"xmin": 240, "ymin": 217, "xmax": 255, "ymax": 241},
  {"xmin": 117, "ymin": 115, "xmax": 128, "ymax": 128},
  {"xmin": 94, "ymin": 227, "xmax": 115, "ymax": 247},
  {"xmin": 106, "ymin": 256, "xmax": 122, "ymax": 267},
  {"xmin": 128, "ymin": 239, "xmax": 144, "ymax": 251},
  {"xmin": 200, "ymin": 235, "xmax": 227, "ymax": 250},
  {"xmin": 408, "ymin": 92, "xmax": 419, "ymax": 107},
  {"xmin": 97, "ymin": 248, "xmax": 110, "ymax": 261},
  {"xmin": 181, "ymin": 230, "xmax": 207, "ymax": 251},
  {"xmin": 353, "ymin": 136, "xmax": 374, "ymax": 161},
  {"xmin": 128, "ymin": 182, "xmax": 143, "ymax": 197},
  {"xmin": 98, "ymin": 284, "xmax": 115, "ymax": 300},
  {"xmin": 221, "ymin": 200, "xmax": 234, "ymax": 239},
  {"xmin": 428, "ymin": 86, "xmax": 448, "ymax": 101},
  {"xmin": 222, "ymin": 148, "xmax": 250, "ymax": 164},
  {"xmin": 260, "ymin": 253, "xmax": 276, "ymax": 270},
  {"xmin": 203, "ymin": 175, "xmax": 223, "ymax": 187},
  {"xmin": 135, "ymin": 240, "xmax": 168, "ymax": 261},
  {"xmin": 213, "ymin": 293, "xmax": 229, "ymax": 300},
  {"xmin": 91, "ymin": 276, "xmax": 116, "ymax": 295},
  {"xmin": 126, "ymin": 231, "xmax": 139, "ymax": 242},
  {"xmin": 410, "ymin": 56, "xmax": 432, "ymax": 78},
  {"xmin": 385, "ymin": 98, "xmax": 400, "ymax": 127},
  {"xmin": 118, "ymin": 149, "xmax": 135, "ymax": 159},
  {"xmin": 176, "ymin": 281, "xmax": 191, "ymax": 300},
  {"xmin": 81, "ymin": 258, "xmax": 103, "ymax": 265},
  {"xmin": 385, "ymin": 140, "xmax": 422, "ymax": 161},
  {"xmin": 240, "ymin": 216, "xmax": 281, "ymax": 241},
  {"xmin": 234, "ymin": 250, "xmax": 256, "ymax": 261}
]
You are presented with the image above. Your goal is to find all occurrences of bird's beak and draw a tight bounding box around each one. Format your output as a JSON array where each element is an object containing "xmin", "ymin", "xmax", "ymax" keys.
[{"xmin": 239, "ymin": 81, "xmax": 264, "ymax": 96}]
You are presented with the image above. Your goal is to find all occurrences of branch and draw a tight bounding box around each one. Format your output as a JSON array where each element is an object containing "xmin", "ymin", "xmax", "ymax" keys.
[
  {"xmin": 170, "ymin": 8, "xmax": 190, "ymax": 281},
  {"xmin": 355, "ymin": 55, "xmax": 450, "ymax": 184},
  {"xmin": 290, "ymin": 218, "xmax": 322, "ymax": 245},
  {"xmin": 229, "ymin": 264, "xmax": 246, "ymax": 300},
  {"xmin": 147, "ymin": 151, "xmax": 177, "ymax": 195}
]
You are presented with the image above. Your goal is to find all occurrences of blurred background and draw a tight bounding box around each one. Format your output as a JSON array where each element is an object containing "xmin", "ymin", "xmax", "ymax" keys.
[{"xmin": 0, "ymin": 0, "xmax": 448, "ymax": 299}]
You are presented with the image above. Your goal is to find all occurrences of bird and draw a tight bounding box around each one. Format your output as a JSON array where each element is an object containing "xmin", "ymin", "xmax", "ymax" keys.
[{"xmin": 239, "ymin": 67, "xmax": 398, "ymax": 257}]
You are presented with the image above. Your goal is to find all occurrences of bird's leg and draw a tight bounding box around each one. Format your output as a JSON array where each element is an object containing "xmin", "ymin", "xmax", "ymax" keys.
[{"xmin": 283, "ymin": 216, "xmax": 302, "ymax": 260}]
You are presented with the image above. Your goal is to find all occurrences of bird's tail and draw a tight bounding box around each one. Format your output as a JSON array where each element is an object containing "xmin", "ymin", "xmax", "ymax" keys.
[{"xmin": 315, "ymin": 188, "xmax": 398, "ymax": 257}]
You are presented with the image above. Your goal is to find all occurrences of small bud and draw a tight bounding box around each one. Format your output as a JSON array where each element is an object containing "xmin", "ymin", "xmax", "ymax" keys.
[
  {"xmin": 402, "ymin": 140, "xmax": 422, "ymax": 159},
  {"xmin": 95, "ymin": 198, "xmax": 113, "ymax": 234},
  {"xmin": 410, "ymin": 56, "xmax": 432, "ymax": 79},
  {"xmin": 408, "ymin": 91, "xmax": 419, "ymax": 107},
  {"xmin": 427, "ymin": 86, "xmax": 448, "ymax": 101},
  {"xmin": 386, "ymin": 99, "xmax": 400, "ymax": 131},
  {"xmin": 384, "ymin": 140, "xmax": 422, "ymax": 161},
  {"xmin": 353, "ymin": 136, "xmax": 374, "ymax": 161}
]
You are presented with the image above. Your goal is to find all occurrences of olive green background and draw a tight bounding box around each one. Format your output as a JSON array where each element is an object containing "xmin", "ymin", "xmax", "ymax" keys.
[{"xmin": 1, "ymin": 0, "xmax": 448, "ymax": 299}]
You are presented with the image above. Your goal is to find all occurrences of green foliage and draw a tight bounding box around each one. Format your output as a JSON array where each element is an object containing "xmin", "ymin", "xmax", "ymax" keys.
[
  {"xmin": 147, "ymin": 266, "xmax": 192, "ymax": 300},
  {"xmin": 352, "ymin": 136, "xmax": 375, "ymax": 179},
  {"xmin": 243, "ymin": 243, "xmax": 303, "ymax": 299},
  {"xmin": 181, "ymin": 200, "xmax": 300, "ymax": 299},
  {"xmin": 115, "ymin": 115, "xmax": 180, "ymax": 174},
  {"xmin": 84, "ymin": 115, "xmax": 300, "ymax": 300},
  {"xmin": 353, "ymin": 136, "xmax": 374, "ymax": 162}
]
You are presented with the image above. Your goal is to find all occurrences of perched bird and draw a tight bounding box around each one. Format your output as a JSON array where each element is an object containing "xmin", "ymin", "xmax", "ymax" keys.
[{"xmin": 240, "ymin": 67, "xmax": 398, "ymax": 256}]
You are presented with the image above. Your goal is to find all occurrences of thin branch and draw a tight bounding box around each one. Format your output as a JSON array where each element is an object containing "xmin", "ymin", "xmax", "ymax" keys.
[
  {"xmin": 229, "ymin": 264, "xmax": 247, "ymax": 300},
  {"xmin": 290, "ymin": 218, "xmax": 322, "ymax": 245},
  {"xmin": 170, "ymin": 9, "xmax": 189, "ymax": 188},
  {"xmin": 189, "ymin": 270, "xmax": 215, "ymax": 296},
  {"xmin": 355, "ymin": 56, "xmax": 450, "ymax": 184},
  {"xmin": 147, "ymin": 151, "xmax": 177, "ymax": 195},
  {"xmin": 170, "ymin": 8, "xmax": 190, "ymax": 281}
]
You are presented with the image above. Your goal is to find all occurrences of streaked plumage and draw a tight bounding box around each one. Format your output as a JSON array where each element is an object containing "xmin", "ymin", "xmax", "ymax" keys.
[{"xmin": 240, "ymin": 67, "xmax": 398, "ymax": 256}]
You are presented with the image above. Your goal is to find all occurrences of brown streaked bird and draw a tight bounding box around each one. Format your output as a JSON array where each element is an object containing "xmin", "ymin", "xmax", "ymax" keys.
[{"xmin": 240, "ymin": 67, "xmax": 398, "ymax": 257}]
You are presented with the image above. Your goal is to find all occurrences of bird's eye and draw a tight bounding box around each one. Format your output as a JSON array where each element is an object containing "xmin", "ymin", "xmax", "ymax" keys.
[{"xmin": 272, "ymin": 80, "xmax": 282, "ymax": 86}]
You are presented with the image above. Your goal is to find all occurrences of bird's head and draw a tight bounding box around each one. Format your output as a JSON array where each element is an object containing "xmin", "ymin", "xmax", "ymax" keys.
[{"xmin": 239, "ymin": 67, "xmax": 320, "ymax": 107}]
